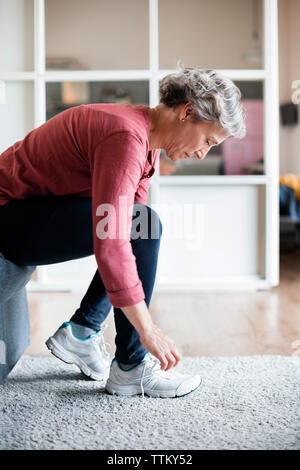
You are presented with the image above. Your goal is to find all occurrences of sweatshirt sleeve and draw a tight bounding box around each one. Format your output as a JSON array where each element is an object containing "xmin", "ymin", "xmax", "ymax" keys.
[{"xmin": 90, "ymin": 131, "xmax": 147, "ymax": 308}]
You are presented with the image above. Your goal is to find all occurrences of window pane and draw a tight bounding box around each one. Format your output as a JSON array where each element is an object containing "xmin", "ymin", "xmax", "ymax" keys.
[
  {"xmin": 221, "ymin": 81, "xmax": 264, "ymax": 176},
  {"xmin": 159, "ymin": 0, "xmax": 264, "ymax": 70},
  {"xmin": 159, "ymin": 81, "xmax": 264, "ymax": 176},
  {"xmin": 0, "ymin": 82, "xmax": 34, "ymax": 153},
  {"xmin": 46, "ymin": 81, "xmax": 149, "ymax": 120},
  {"xmin": 0, "ymin": 0, "xmax": 34, "ymax": 72},
  {"xmin": 45, "ymin": 0, "xmax": 149, "ymax": 70}
]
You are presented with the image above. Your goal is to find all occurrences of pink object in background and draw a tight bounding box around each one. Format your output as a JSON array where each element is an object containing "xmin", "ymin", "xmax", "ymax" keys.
[{"xmin": 221, "ymin": 99, "xmax": 264, "ymax": 175}]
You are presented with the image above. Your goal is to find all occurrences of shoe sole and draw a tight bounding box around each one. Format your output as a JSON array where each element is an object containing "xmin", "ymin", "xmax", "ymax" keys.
[
  {"xmin": 45, "ymin": 336, "xmax": 109, "ymax": 382},
  {"xmin": 105, "ymin": 375, "xmax": 202, "ymax": 398}
]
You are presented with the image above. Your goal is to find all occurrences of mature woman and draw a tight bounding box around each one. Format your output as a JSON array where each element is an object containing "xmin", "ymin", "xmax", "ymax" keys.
[{"xmin": 0, "ymin": 67, "xmax": 246, "ymax": 398}]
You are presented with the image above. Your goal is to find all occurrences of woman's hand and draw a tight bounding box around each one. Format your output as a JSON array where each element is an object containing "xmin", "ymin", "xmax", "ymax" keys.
[
  {"xmin": 139, "ymin": 324, "xmax": 182, "ymax": 371},
  {"xmin": 121, "ymin": 300, "xmax": 181, "ymax": 371}
]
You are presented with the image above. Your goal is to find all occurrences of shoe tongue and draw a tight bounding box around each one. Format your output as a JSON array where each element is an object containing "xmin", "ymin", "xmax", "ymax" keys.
[
  {"xmin": 144, "ymin": 352, "xmax": 152, "ymax": 361},
  {"xmin": 144, "ymin": 353, "xmax": 160, "ymax": 366},
  {"xmin": 87, "ymin": 332, "xmax": 100, "ymax": 340}
]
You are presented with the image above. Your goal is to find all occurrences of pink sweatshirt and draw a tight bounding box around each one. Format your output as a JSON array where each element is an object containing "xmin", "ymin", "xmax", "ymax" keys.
[{"xmin": 0, "ymin": 103, "xmax": 160, "ymax": 307}]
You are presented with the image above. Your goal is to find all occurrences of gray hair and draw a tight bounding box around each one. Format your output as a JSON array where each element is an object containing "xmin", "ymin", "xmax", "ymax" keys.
[{"xmin": 159, "ymin": 64, "xmax": 246, "ymax": 139}]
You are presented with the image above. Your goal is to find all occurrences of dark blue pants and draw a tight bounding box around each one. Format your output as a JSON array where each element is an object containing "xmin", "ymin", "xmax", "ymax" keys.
[{"xmin": 0, "ymin": 195, "xmax": 163, "ymax": 364}]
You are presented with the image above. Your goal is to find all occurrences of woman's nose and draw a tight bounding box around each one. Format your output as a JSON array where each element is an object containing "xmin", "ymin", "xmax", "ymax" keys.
[{"xmin": 195, "ymin": 150, "xmax": 205, "ymax": 160}]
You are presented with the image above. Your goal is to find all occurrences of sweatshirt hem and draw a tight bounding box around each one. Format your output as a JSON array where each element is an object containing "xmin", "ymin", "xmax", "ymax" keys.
[{"xmin": 107, "ymin": 284, "xmax": 146, "ymax": 308}]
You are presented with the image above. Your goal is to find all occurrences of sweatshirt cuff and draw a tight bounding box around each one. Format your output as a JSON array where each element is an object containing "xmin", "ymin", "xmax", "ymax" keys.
[{"xmin": 106, "ymin": 282, "xmax": 146, "ymax": 308}]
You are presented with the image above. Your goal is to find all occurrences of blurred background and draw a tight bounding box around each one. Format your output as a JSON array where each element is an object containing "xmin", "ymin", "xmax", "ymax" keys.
[{"xmin": 0, "ymin": 0, "xmax": 299, "ymax": 359}]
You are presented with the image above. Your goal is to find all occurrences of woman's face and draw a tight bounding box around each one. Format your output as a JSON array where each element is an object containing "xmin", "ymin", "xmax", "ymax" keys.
[{"xmin": 162, "ymin": 104, "xmax": 229, "ymax": 162}]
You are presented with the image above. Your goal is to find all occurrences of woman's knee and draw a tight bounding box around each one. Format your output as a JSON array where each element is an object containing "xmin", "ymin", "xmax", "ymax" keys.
[
  {"xmin": 148, "ymin": 206, "xmax": 163, "ymax": 239},
  {"xmin": 132, "ymin": 203, "xmax": 163, "ymax": 240}
]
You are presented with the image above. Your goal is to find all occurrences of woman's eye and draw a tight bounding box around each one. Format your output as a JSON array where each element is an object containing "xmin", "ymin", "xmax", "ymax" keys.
[{"xmin": 206, "ymin": 140, "xmax": 210, "ymax": 146}]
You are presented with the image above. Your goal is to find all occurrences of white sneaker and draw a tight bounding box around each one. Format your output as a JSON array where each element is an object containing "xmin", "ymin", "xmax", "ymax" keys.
[
  {"xmin": 45, "ymin": 322, "xmax": 111, "ymax": 382},
  {"xmin": 105, "ymin": 352, "xmax": 202, "ymax": 398}
]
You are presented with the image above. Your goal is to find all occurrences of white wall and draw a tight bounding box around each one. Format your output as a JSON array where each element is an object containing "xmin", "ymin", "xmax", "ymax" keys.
[
  {"xmin": 278, "ymin": 0, "xmax": 300, "ymax": 174},
  {"xmin": 45, "ymin": 0, "xmax": 263, "ymax": 71},
  {"xmin": 0, "ymin": 0, "xmax": 34, "ymax": 152},
  {"xmin": 0, "ymin": 82, "xmax": 34, "ymax": 153},
  {"xmin": 159, "ymin": 0, "xmax": 263, "ymax": 70},
  {"xmin": 156, "ymin": 184, "xmax": 266, "ymax": 286},
  {"xmin": 45, "ymin": 0, "xmax": 149, "ymax": 70},
  {"xmin": 0, "ymin": 0, "xmax": 34, "ymax": 72}
]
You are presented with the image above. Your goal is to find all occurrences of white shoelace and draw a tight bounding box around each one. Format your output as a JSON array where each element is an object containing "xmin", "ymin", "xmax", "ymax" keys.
[
  {"xmin": 91, "ymin": 322, "xmax": 111, "ymax": 361},
  {"xmin": 140, "ymin": 354, "xmax": 177, "ymax": 398}
]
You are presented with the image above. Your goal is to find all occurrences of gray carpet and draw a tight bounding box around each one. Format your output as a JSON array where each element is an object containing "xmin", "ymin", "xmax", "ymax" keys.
[{"xmin": 0, "ymin": 355, "xmax": 299, "ymax": 450}]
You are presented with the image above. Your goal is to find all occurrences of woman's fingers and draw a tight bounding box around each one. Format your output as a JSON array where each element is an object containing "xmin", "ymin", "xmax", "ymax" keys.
[
  {"xmin": 165, "ymin": 339, "xmax": 182, "ymax": 369},
  {"xmin": 159, "ymin": 354, "xmax": 169, "ymax": 371},
  {"xmin": 157, "ymin": 349, "xmax": 181, "ymax": 371},
  {"xmin": 164, "ymin": 352, "xmax": 177, "ymax": 371},
  {"xmin": 173, "ymin": 346, "xmax": 182, "ymax": 365},
  {"xmin": 161, "ymin": 348, "xmax": 182, "ymax": 371},
  {"xmin": 139, "ymin": 324, "xmax": 182, "ymax": 371}
]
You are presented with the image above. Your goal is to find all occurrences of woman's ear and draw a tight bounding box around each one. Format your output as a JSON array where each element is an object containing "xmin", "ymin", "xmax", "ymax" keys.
[
  {"xmin": 178, "ymin": 102, "xmax": 193, "ymax": 121},
  {"xmin": 185, "ymin": 102, "xmax": 194, "ymax": 119}
]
